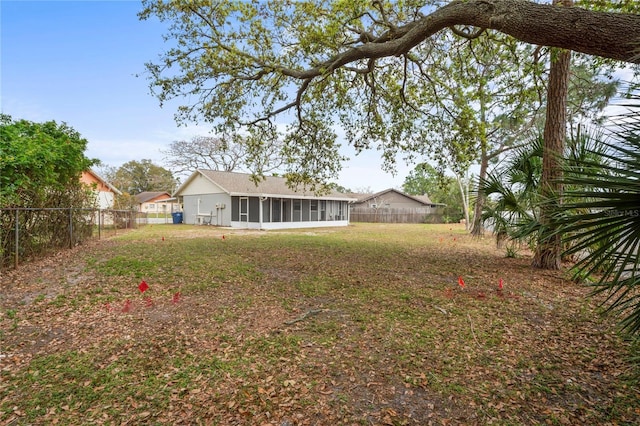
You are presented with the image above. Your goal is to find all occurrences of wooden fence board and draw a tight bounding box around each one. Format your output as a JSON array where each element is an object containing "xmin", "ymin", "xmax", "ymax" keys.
[{"xmin": 350, "ymin": 207, "xmax": 443, "ymax": 224}]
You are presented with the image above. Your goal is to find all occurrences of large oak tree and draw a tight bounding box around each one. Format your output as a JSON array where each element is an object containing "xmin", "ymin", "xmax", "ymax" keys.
[
  {"xmin": 140, "ymin": 0, "xmax": 639, "ymax": 268},
  {"xmin": 140, "ymin": 0, "xmax": 638, "ymax": 174}
]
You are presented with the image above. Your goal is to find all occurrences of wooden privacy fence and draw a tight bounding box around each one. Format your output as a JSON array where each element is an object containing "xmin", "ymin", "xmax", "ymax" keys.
[
  {"xmin": 0, "ymin": 208, "xmax": 147, "ymax": 270},
  {"xmin": 350, "ymin": 207, "xmax": 443, "ymax": 224}
]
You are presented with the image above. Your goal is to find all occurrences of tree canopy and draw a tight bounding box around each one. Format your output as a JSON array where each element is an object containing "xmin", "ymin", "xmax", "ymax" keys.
[
  {"xmin": 163, "ymin": 134, "xmax": 285, "ymax": 176},
  {"xmin": 112, "ymin": 159, "xmax": 177, "ymax": 195},
  {"xmin": 402, "ymin": 163, "xmax": 465, "ymax": 223},
  {"xmin": 0, "ymin": 115, "xmax": 96, "ymax": 207},
  {"xmin": 140, "ymin": 0, "xmax": 640, "ymax": 184}
]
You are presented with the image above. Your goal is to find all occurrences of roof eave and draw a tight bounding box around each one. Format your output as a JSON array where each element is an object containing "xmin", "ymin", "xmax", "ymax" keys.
[{"xmin": 229, "ymin": 192, "xmax": 357, "ymax": 201}]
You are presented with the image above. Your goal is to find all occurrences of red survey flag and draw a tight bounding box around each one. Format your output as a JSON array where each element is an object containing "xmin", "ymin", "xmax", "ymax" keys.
[
  {"xmin": 499, "ymin": 278, "xmax": 504, "ymax": 290},
  {"xmin": 458, "ymin": 276, "xmax": 465, "ymax": 289},
  {"xmin": 138, "ymin": 280, "xmax": 149, "ymax": 293},
  {"xmin": 172, "ymin": 292, "xmax": 181, "ymax": 304}
]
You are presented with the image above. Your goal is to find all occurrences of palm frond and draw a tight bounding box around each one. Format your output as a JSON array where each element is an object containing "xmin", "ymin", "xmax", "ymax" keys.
[{"xmin": 555, "ymin": 88, "xmax": 640, "ymax": 336}]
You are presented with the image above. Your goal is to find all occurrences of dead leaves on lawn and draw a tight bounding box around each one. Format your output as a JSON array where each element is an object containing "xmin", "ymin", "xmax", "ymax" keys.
[{"xmin": 1, "ymin": 224, "xmax": 639, "ymax": 425}]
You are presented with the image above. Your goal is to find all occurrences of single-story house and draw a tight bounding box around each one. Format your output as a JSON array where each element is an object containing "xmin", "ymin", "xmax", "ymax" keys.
[
  {"xmin": 134, "ymin": 191, "xmax": 180, "ymax": 214},
  {"xmin": 80, "ymin": 169, "xmax": 121, "ymax": 209},
  {"xmin": 350, "ymin": 188, "xmax": 446, "ymax": 223},
  {"xmin": 352, "ymin": 188, "xmax": 444, "ymax": 211},
  {"xmin": 173, "ymin": 170, "xmax": 357, "ymax": 229}
]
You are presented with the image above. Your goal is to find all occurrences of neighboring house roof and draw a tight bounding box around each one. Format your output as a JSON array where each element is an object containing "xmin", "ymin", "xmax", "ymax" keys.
[
  {"xmin": 353, "ymin": 188, "xmax": 444, "ymax": 206},
  {"xmin": 413, "ymin": 194, "xmax": 435, "ymax": 205},
  {"xmin": 134, "ymin": 191, "xmax": 172, "ymax": 204},
  {"xmin": 81, "ymin": 169, "xmax": 122, "ymax": 195},
  {"xmin": 174, "ymin": 170, "xmax": 356, "ymax": 200}
]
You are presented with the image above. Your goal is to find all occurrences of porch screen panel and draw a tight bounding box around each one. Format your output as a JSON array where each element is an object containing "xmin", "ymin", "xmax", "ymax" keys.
[
  {"xmin": 249, "ymin": 197, "xmax": 260, "ymax": 222},
  {"xmin": 231, "ymin": 196, "xmax": 240, "ymax": 221},
  {"xmin": 301, "ymin": 200, "xmax": 310, "ymax": 221},
  {"xmin": 292, "ymin": 200, "xmax": 301, "ymax": 222},
  {"xmin": 310, "ymin": 200, "xmax": 318, "ymax": 221},
  {"xmin": 320, "ymin": 200, "xmax": 326, "ymax": 221},
  {"xmin": 283, "ymin": 200, "xmax": 292, "ymax": 222},
  {"xmin": 338, "ymin": 201, "xmax": 345, "ymax": 220},
  {"xmin": 272, "ymin": 198, "xmax": 281, "ymax": 222},
  {"xmin": 327, "ymin": 200, "xmax": 336, "ymax": 220},
  {"xmin": 262, "ymin": 199, "xmax": 271, "ymax": 222}
]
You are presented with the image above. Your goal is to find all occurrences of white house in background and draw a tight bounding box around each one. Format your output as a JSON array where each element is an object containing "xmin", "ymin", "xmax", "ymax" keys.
[
  {"xmin": 134, "ymin": 191, "xmax": 180, "ymax": 214},
  {"xmin": 173, "ymin": 170, "xmax": 357, "ymax": 229},
  {"xmin": 80, "ymin": 169, "xmax": 121, "ymax": 209}
]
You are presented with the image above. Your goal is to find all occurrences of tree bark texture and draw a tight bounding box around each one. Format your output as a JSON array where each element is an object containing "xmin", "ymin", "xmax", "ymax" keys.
[
  {"xmin": 471, "ymin": 147, "xmax": 489, "ymax": 237},
  {"xmin": 532, "ymin": 49, "xmax": 571, "ymax": 269}
]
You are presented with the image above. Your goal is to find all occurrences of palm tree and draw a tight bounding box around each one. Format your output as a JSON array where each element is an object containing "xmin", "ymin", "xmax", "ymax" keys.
[
  {"xmin": 480, "ymin": 135, "xmax": 543, "ymax": 251},
  {"xmin": 555, "ymin": 92, "xmax": 640, "ymax": 336},
  {"xmin": 481, "ymin": 126, "xmax": 610, "ymax": 254}
]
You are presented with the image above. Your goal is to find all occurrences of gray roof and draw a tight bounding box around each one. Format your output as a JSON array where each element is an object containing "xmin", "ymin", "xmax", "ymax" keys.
[
  {"xmin": 177, "ymin": 170, "xmax": 356, "ymax": 200},
  {"xmin": 412, "ymin": 194, "xmax": 435, "ymax": 205},
  {"xmin": 134, "ymin": 191, "xmax": 171, "ymax": 204},
  {"xmin": 354, "ymin": 188, "xmax": 443, "ymax": 206}
]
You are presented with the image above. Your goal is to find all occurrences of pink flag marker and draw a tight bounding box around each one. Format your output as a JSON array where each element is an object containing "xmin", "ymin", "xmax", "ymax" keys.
[
  {"xmin": 458, "ymin": 276, "xmax": 465, "ymax": 289},
  {"xmin": 138, "ymin": 280, "xmax": 149, "ymax": 293}
]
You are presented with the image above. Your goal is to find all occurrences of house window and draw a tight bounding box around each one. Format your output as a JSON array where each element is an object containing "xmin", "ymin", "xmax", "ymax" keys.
[
  {"xmin": 310, "ymin": 200, "xmax": 318, "ymax": 221},
  {"xmin": 320, "ymin": 200, "xmax": 326, "ymax": 221}
]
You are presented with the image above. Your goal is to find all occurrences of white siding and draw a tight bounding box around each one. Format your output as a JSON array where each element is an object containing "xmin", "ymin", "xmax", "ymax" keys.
[
  {"xmin": 183, "ymin": 194, "xmax": 231, "ymax": 226},
  {"xmin": 95, "ymin": 191, "xmax": 114, "ymax": 209},
  {"xmin": 179, "ymin": 174, "xmax": 226, "ymax": 196}
]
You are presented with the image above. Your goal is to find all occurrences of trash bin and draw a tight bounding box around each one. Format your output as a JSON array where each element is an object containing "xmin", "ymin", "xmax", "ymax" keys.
[{"xmin": 171, "ymin": 212, "xmax": 183, "ymax": 224}]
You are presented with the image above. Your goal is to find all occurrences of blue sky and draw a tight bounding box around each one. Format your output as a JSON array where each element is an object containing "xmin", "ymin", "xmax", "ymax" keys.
[{"xmin": 1, "ymin": 0, "xmax": 409, "ymax": 191}]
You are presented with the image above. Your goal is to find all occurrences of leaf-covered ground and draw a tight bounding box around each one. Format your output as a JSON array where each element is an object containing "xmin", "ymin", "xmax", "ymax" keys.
[{"xmin": 1, "ymin": 223, "xmax": 639, "ymax": 425}]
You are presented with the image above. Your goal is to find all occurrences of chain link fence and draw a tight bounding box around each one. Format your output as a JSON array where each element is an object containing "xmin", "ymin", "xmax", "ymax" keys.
[{"xmin": 0, "ymin": 208, "xmax": 147, "ymax": 270}]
